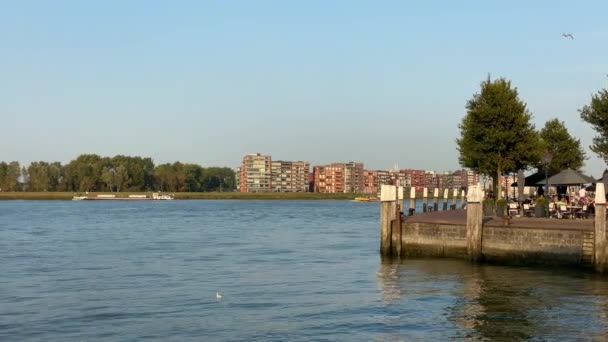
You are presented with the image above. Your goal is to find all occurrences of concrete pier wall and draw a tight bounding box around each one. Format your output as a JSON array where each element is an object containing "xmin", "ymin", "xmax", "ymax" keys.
[
  {"xmin": 482, "ymin": 226, "xmax": 584, "ymax": 265},
  {"xmin": 400, "ymin": 221, "xmax": 587, "ymax": 266},
  {"xmin": 379, "ymin": 184, "xmax": 598, "ymax": 270}
]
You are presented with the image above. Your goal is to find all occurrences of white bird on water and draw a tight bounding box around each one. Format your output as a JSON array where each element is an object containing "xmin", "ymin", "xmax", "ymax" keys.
[{"xmin": 216, "ymin": 290, "xmax": 223, "ymax": 301}]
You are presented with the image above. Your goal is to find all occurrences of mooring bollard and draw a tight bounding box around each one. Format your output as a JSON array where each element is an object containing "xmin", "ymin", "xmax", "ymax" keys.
[
  {"xmin": 594, "ymin": 183, "xmax": 607, "ymax": 273},
  {"xmin": 466, "ymin": 183, "xmax": 483, "ymax": 262},
  {"xmin": 380, "ymin": 185, "xmax": 397, "ymax": 256}
]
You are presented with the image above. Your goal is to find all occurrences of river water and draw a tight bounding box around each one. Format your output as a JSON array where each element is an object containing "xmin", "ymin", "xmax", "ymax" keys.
[{"xmin": 1, "ymin": 200, "xmax": 608, "ymax": 341}]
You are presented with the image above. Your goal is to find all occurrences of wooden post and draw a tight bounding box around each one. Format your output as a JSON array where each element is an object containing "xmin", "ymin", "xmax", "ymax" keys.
[
  {"xmin": 392, "ymin": 186, "xmax": 402, "ymax": 257},
  {"xmin": 422, "ymin": 188, "xmax": 428, "ymax": 212},
  {"xmin": 433, "ymin": 188, "xmax": 439, "ymax": 212},
  {"xmin": 409, "ymin": 187, "xmax": 416, "ymax": 215},
  {"xmin": 594, "ymin": 183, "xmax": 607, "ymax": 273},
  {"xmin": 380, "ymin": 185, "xmax": 396, "ymax": 256},
  {"xmin": 466, "ymin": 183, "xmax": 483, "ymax": 261},
  {"xmin": 442, "ymin": 189, "xmax": 449, "ymax": 211},
  {"xmin": 461, "ymin": 190, "xmax": 466, "ymax": 209}
]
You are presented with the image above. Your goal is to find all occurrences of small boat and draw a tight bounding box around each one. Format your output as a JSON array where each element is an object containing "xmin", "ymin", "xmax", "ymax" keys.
[{"xmin": 354, "ymin": 197, "xmax": 378, "ymax": 202}]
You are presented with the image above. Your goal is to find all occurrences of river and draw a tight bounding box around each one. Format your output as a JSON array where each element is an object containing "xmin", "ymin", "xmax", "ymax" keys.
[{"xmin": 1, "ymin": 200, "xmax": 607, "ymax": 341}]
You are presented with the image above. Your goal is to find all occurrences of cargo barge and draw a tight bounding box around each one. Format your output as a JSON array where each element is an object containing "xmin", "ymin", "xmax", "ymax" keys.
[{"xmin": 72, "ymin": 193, "xmax": 174, "ymax": 201}]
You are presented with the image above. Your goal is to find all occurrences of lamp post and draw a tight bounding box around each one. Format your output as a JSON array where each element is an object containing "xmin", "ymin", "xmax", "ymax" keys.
[{"xmin": 543, "ymin": 151, "xmax": 554, "ymax": 217}]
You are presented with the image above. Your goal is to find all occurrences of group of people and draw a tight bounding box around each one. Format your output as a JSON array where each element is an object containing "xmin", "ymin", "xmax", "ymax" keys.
[
  {"xmin": 526, "ymin": 186, "xmax": 596, "ymax": 217},
  {"xmin": 553, "ymin": 187, "xmax": 591, "ymax": 206},
  {"xmin": 546, "ymin": 187, "xmax": 595, "ymax": 217}
]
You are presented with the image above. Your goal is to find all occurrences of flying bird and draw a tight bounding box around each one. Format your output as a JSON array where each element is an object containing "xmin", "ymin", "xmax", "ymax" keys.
[{"xmin": 562, "ymin": 33, "xmax": 574, "ymax": 40}]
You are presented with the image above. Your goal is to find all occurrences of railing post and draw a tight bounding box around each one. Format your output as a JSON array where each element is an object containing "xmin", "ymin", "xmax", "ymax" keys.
[
  {"xmin": 422, "ymin": 188, "xmax": 428, "ymax": 212},
  {"xmin": 461, "ymin": 189, "xmax": 467, "ymax": 209},
  {"xmin": 409, "ymin": 187, "xmax": 416, "ymax": 215}
]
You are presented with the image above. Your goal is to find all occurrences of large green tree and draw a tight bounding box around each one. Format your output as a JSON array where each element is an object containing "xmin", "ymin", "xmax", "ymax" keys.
[
  {"xmin": 539, "ymin": 118, "xmax": 586, "ymax": 174},
  {"xmin": 457, "ymin": 77, "xmax": 541, "ymax": 196},
  {"xmin": 580, "ymin": 89, "xmax": 608, "ymax": 164},
  {"xmin": 0, "ymin": 161, "xmax": 21, "ymax": 191}
]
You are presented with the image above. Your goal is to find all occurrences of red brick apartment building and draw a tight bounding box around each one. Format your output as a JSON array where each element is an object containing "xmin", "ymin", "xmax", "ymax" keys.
[
  {"xmin": 363, "ymin": 170, "xmax": 378, "ymax": 193},
  {"xmin": 313, "ymin": 165, "xmax": 345, "ymax": 193},
  {"xmin": 313, "ymin": 162, "xmax": 365, "ymax": 193},
  {"xmin": 400, "ymin": 169, "xmax": 426, "ymax": 190}
]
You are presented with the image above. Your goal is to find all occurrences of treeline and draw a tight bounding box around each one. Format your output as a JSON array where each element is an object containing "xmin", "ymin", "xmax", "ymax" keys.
[{"xmin": 0, "ymin": 154, "xmax": 236, "ymax": 192}]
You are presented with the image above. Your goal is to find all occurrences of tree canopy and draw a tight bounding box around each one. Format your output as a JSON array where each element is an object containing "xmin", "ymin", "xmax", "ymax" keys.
[
  {"xmin": 0, "ymin": 154, "xmax": 236, "ymax": 193},
  {"xmin": 539, "ymin": 118, "xmax": 586, "ymax": 174},
  {"xmin": 457, "ymin": 77, "xmax": 541, "ymax": 196},
  {"xmin": 580, "ymin": 89, "xmax": 608, "ymax": 164}
]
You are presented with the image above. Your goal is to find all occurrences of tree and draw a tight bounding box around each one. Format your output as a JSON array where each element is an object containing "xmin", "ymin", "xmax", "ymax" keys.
[
  {"xmin": 101, "ymin": 166, "xmax": 117, "ymax": 192},
  {"xmin": 0, "ymin": 161, "xmax": 21, "ymax": 191},
  {"xmin": 27, "ymin": 161, "xmax": 51, "ymax": 191},
  {"xmin": 66, "ymin": 154, "xmax": 104, "ymax": 191},
  {"xmin": 580, "ymin": 89, "xmax": 608, "ymax": 163},
  {"xmin": 154, "ymin": 163, "xmax": 174, "ymax": 191},
  {"xmin": 539, "ymin": 119, "xmax": 586, "ymax": 174},
  {"xmin": 457, "ymin": 77, "xmax": 541, "ymax": 197}
]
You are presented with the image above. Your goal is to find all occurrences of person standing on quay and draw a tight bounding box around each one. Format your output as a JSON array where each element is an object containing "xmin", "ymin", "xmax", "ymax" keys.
[{"xmin": 579, "ymin": 187, "xmax": 587, "ymax": 204}]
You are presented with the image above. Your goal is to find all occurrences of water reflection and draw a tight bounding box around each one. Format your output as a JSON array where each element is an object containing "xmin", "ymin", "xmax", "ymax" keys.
[{"xmin": 377, "ymin": 258, "xmax": 608, "ymax": 340}]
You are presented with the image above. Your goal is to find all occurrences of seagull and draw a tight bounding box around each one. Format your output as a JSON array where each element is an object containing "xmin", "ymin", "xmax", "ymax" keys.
[
  {"xmin": 216, "ymin": 290, "xmax": 223, "ymax": 301},
  {"xmin": 562, "ymin": 33, "xmax": 574, "ymax": 40}
]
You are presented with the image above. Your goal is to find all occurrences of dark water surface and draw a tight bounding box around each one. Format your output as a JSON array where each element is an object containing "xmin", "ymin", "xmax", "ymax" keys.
[{"xmin": 2, "ymin": 200, "xmax": 608, "ymax": 341}]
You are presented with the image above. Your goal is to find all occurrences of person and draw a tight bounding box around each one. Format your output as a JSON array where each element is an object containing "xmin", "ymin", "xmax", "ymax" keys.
[
  {"xmin": 588, "ymin": 198, "xmax": 596, "ymax": 215},
  {"xmin": 579, "ymin": 187, "xmax": 587, "ymax": 203}
]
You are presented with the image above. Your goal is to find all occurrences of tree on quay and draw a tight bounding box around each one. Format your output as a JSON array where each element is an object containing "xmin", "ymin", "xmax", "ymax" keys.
[
  {"xmin": 539, "ymin": 118, "xmax": 586, "ymax": 174},
  {"xmin": 457, "ymin": 77, "xmax": 541, "ymax": 197},
  {"xmin": 580, "ymin": 89, "xmax": 608, "ymax": 164}
]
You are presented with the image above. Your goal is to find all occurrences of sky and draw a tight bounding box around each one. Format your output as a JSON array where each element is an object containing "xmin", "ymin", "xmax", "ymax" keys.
[{"xmin": 1, "ymin": 1, "xmax": 608, "ymax": 175}]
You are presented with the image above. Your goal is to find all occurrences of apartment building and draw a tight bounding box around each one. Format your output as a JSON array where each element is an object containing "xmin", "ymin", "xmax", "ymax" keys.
[
  {"xmin": 400, "ymin": 169, "xmax": 426, "ymax": 190},
  {"xmin": 452, "ymin": 169, "xmax": 481, "ymax": 188},
  {"xmin": 377, "ymin": 170, "xmax": 392, "ymax": 187},
  {"xmin": 239, "ymin": 153, "xmax": 272, "ymax": 192},
  {"xmin": 271, "ymin": 160, "xmax": 310, "ymax": 192},
  {"xmin": 344, "ymin": 162, "xmax": 364, "ymax": 193},
  {"xmin": 235, "ymin": 167, "xmax": 241, "ymax": 192},
  {"xmin": 313, "ymin": 165, "xmax": 345, "ymax": 193},
  {"xmin": 363, "ymin": 170, "xmax": 377, "ymax": 194}
]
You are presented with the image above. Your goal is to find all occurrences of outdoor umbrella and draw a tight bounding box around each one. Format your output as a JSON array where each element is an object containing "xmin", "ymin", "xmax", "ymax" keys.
[
  {"xmin": 587, "ymin": 169, "xmax": 608, "ymax": 194},
  {"xmin": 535, "ymin": 168, "xmax": 596, "ymax": 186},
  {"xmin": 511, "ymin": 172, "xmax": 550, "ymax": 187}
]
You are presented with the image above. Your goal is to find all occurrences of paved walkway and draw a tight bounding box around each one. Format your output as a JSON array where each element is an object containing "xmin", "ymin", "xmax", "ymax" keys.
[{"xmin": 404, "ymin": 209, "xmax": 593, "ymax": 231}]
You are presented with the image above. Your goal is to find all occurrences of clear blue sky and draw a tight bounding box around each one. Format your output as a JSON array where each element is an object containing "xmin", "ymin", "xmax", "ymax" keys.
[{"xmin": 2, "ymin": 1, "xmax": 607, "ymax": 175}]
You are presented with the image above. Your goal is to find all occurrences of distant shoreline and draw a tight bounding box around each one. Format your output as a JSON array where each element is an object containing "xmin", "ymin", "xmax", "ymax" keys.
[{"xmin": 0, "ymin": 192, "xmax": 370, "ymax": 201}]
